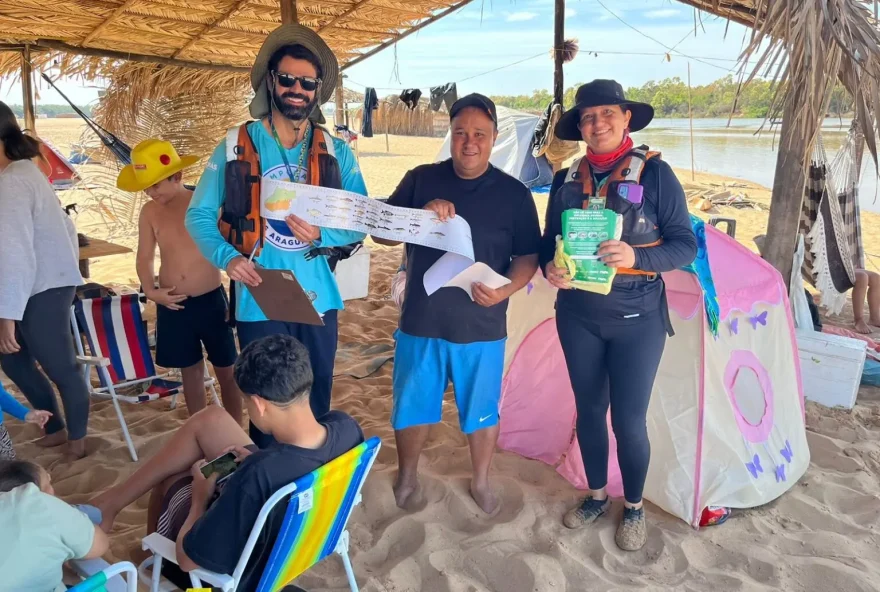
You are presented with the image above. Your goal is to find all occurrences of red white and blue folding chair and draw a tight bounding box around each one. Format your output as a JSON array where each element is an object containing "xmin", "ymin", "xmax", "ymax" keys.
[{"xmin": 71, "ymin": 294, "xmax": 220, "ymax": 461}]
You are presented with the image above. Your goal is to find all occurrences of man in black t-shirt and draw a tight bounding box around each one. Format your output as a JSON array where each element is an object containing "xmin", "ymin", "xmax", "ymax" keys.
[
  {"xmin": 375, "ymin": 94, "xmax": 541, "ymax": 514},
  {"xmin": 90, "ymin": 335, "xmax": 364, "ymax": 590}
]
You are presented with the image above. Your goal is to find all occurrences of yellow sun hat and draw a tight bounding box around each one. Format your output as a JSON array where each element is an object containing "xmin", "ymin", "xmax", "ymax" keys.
[{"xmin": 116, "ymin": 138, "xmax": 200, "ymax": 192}]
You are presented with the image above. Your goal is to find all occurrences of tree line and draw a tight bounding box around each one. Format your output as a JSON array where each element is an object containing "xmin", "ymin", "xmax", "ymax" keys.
[
  {"xmin": 490, "ymin": 75, "xmax": 854, "ymax": 118},
  {"xmin": 5, "ymin": 104, "xmax": 91, "ymax": 118}
]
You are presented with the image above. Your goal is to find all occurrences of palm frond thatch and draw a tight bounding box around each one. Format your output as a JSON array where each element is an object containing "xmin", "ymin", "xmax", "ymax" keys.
[
  {"xmin": 0, "ymin": 0, "xmax": 471, "ymax": 76},
  {"xmin": 66, "ymin": 79, "xmax": 251, "ymax": 236},
  {"xmin": 680, "ymin": 0, "xmax": 880, "ymax": 170}
]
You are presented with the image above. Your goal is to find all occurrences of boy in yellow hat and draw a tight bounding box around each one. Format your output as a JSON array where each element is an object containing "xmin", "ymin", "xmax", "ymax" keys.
[{"xmin": 118, "ymin": 139, "xmax": 241, "ymax": 423}]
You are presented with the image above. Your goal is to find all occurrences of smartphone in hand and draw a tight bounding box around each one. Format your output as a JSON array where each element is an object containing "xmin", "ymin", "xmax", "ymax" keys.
[{"xmin": 200, "ymin": 451, "xmax": 239, "ymax": 483}]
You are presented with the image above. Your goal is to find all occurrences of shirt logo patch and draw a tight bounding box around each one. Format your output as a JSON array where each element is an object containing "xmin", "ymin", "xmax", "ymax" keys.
[{"xmin": 263, "ymin": 164, "xmax": 309, "ymax": 252}]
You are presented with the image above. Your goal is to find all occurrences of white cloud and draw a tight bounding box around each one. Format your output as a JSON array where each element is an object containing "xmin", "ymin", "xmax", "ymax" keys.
[
  {"xmin": 506, "ymin": 11, "xmax": 539, "ymax": 22},
  {"xmin": 451, "ymin": 10, "xmax": 492, "ymax": 21},
  {"xmin": 645, "ymin": 9, "xmax": 680, "ymax": 19},
  {"xmin": 565, "ymin": 8, "xmax": 576, "ymax": 17}
]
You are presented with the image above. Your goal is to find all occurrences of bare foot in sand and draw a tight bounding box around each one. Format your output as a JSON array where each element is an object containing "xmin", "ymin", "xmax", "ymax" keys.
[
  {"xmin": 470, "ymin": 479, "xmax": 499, "ymax": 514},
  {"xmin": 855, "ymin": 319, "xmax": 873, "ymax": 334},
  {"xmin": 65, "ymin": 438, "xmax": 86, "ymax": 460},
  {"xmin": 870, "ymin": 317, "xmax": 880, "ymax": 329},
  {"xmin": 393, "ymin": 473, "xmax": 425, "ymax": 511},
  {"xmin": 36, "ymin": 430, "xmax": 67, "ymax": 448},
  {"xmin": 89, "ymin": 497, "xmax": 118, "ymax": 533}
]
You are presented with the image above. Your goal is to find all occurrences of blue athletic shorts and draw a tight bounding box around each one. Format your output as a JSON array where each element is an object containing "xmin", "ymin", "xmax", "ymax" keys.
[{"xmin": 391, "ymin": 330, "xmax": 506, "ymax": 434}]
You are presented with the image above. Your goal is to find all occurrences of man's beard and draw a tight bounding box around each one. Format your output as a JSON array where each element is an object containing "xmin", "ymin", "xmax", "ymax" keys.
[{"xmin": 272, "ymin": 87, "xmax": 319, "ymax": 121}]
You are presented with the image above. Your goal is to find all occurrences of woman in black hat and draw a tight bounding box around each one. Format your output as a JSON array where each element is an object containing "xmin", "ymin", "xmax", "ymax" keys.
[{"xmin": 539, "ymin": 80, "xmax": 696, "ymax": 550}]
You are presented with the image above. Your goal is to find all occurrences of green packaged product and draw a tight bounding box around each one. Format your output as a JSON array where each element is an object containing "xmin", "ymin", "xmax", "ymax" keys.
[{"xmin": 554, "ymin": 204, "xmax": 622, "ymax": 295}]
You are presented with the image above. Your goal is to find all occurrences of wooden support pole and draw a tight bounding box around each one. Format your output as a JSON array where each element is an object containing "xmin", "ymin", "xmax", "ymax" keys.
[
  {"xmin": 553, "ymin": 0, "xmax": 565, "ymax": 105},
  {"xmin": 21, "ymin": 46, "xmax": 36, "ymax": 133},
  {"xmin": 281, "ymin": 0, "xmax": 299, "ymax": 24},
  {"xmin": 763, "ymin": 97, "xmax": 805, "ymax": 291},
  {"xmin": 28, "ymin": 39, "xmax": 249, "ymax": 73},
  {"xmin": 335, "ymin": 83, "xmax": 345, "ymax": 128},
  {"xmin": 688, "ymin": 63, "xmax": 695, "ymax": 182}
]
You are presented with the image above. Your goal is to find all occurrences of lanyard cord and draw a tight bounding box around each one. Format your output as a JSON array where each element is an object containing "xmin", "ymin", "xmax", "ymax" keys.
[{"xmin": 269, "ymin": 111, "xmax": 311, "ymax": 183}]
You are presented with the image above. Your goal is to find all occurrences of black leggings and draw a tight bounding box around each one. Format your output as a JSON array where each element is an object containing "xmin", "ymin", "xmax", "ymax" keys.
[
  {"xmin": 556, "ymin": 310, "xmax": 667, "ymax": 504},
  {"xmin": 0, "ymin": 286, "xmax": 90, "ymax": 440}
]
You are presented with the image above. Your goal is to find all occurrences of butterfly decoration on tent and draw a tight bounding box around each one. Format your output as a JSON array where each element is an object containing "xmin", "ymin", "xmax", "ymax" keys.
[
  {"xmin": 749, "ymin": 311, "xmax": 769, "ymax": 330},
  {"xmin": 729, "ymin": 318, "xmax": 739, "ymax": 336},
  {"xmin": 780, "ymin": 440, "xmax": 793, "ymax": 463},
  {"xmin": 745, "ymin": 453, "xmax": 763, "ymax": 478},
  {"xmin": 775, "ymin": 464, "xmax": 786, "ymax": 482}
]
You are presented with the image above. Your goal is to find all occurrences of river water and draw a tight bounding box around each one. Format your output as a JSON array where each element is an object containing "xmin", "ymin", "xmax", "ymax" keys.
[{"xmin": 636, "ymin": 118, "xmax": 880, "ymax": 213}]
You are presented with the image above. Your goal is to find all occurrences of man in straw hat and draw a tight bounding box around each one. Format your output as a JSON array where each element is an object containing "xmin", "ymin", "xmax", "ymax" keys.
[
  {"xmin": 119, "ymin": 139, "xmax": 241, "ymax": 423},
  {"xmin": 186, "ymin": 24, "xmax": 367, "ymax": 447}
]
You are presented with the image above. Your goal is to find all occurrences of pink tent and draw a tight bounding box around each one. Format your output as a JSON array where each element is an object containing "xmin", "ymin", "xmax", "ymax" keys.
[{"xmin": 499, "ymin": 224, "xmax": 809, "ymax": 526}]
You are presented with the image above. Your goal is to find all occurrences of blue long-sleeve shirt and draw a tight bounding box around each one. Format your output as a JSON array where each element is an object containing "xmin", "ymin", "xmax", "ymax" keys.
[
  {"xmin": 186, "ymin": 122, "xmax": 368, "ymax": 321},
  {"xmin": 0, "ymin": 383, "xmax": 29, "ymax": 425}
]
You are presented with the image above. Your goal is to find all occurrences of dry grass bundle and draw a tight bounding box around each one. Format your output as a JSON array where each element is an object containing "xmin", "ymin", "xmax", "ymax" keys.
[{"xmin": 355, "ymin": 96, "xmax": 440, "ymax": 137}]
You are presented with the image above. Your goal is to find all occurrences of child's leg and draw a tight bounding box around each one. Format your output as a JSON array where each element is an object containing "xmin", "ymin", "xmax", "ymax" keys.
[
  {"xmin": 180, "ymin": 360, "xmax": 208, "ymax": 415},
  {"xmin": 867, "ymin": 271, "xmax": 880, "ymax": 327},
  {"xmin": 0, "ymin": 424, "xmax": 16, "ymax": 460},
  {"xmin": 89, "ymin": 405, "xmax": 251, "ymax": 532},
  {"xmin": 213, "ymin": 365, "xmax": 243, "ymax": 425},
  {"xmin": 853, "ymin": 270, "xmax": 871, "ymax": 333},
  {"xmin": 198, "ymin": 286, "xmax": 242, "ymax": 423}
]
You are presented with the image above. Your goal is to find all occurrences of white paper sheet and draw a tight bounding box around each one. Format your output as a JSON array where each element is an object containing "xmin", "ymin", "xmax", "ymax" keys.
[
  {"xmin": 261, "ymin": 180, "xmax": 474, "ymax": 260},
  {"xmin": 261, "ymin": 180, "xmax": 509, "ymax": 298}
]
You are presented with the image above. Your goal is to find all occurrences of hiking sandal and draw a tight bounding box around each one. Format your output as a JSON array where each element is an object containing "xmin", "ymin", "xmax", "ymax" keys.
[
  {"xmin": 615, "ymin": 506, "xmax": 647, "ymax": 551},
  {"xmin": 563, "ymin": 496, "xmax": 611, "ymax": 529}
]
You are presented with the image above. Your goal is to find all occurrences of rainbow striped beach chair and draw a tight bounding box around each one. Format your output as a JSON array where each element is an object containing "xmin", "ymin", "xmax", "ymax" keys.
[
  {"xmin": 71, "ymin": 294, "xmax": 220, "ymax": 461},
  {"xmin": 140, "ymin": 436, "xmax": 382, "ymax": 592}
]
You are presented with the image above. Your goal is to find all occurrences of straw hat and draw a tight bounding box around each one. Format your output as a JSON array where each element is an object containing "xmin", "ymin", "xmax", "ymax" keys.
[
  {"xmin": 116, "ymin": 139, "xmax": 198, "ymax": 192},
  {"xmin": 249, "ymin": 24, "xmax": 339, "ymax": 120}
]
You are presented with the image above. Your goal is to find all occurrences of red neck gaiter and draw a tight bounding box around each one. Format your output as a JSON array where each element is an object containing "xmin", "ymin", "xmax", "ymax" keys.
[{"xmin": 586, "ymin": 133, "xmax": 634, "ymax": 173}]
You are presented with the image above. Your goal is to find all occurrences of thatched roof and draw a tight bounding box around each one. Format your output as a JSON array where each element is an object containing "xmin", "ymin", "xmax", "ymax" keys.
[
  {"xmin": 2, "ymin": 0, "xmax": 880, "ymax": 170},
  {"xmin": 0, "ymin": 0, "xmax": 472, "ymax": 75}
]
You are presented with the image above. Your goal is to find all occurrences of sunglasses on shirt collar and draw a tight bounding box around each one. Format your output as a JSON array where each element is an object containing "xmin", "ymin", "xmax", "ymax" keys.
[{"xmin": 272, "ymin": 71, "xmax": 321, "ymax": 92}]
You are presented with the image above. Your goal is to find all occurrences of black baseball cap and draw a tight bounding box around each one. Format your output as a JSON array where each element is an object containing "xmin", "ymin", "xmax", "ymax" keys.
[{"xmin": 449, "ymin": 93, "xmax": 497, "ymax": 124}]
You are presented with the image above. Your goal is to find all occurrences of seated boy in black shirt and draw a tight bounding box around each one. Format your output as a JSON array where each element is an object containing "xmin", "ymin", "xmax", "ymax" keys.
[{"xmin": 90, "ymin": 334, "xmax": 364, "ymax": 590}]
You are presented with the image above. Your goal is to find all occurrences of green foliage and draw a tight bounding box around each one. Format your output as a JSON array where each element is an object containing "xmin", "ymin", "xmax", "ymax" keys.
[
  {"xmin": 4, "ymin": 104, "xmax": 91, "ymax": 118},
  {"xmin": 491, "ymin": 75, "xmax": 854, "ymax": 118}
]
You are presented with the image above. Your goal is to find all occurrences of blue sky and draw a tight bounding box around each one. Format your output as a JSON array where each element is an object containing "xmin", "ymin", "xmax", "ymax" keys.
[{"xmin": 1, "ymin": 0, "xmax": 755, "ymax": 107}]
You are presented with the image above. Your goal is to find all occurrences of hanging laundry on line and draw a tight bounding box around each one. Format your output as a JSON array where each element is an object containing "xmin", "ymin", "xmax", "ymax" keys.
[
  {"xmin": 429, "ymin": 83, "xmax": 458, "ymax": 112},
  {"xmin": 400, "ymin": 88, "xmax": 422, "ymax": 110},
  {"xmin": 361, "ymin": 87, "xmax": 379, "ymax": 138}
]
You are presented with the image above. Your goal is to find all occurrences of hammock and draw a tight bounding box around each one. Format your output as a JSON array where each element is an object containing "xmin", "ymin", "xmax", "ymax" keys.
[{"xmin": 799, "ymin": 123, "xmax": 864, "ymax": 315}]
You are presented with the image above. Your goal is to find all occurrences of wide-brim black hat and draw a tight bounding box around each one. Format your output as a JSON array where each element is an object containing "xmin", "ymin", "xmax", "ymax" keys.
[{"xmin": 555, "ymin": 79, "xmax": 654, "ymax": 141}]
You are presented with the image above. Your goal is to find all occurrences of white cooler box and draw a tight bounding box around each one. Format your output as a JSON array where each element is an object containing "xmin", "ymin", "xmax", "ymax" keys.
[
  {"xmin": 796, "ymin": 329, "xmax": 866, "ymax": 409},
  {"xmin": 334, "ymin": 245, "xmax": 371, "ymax": 301}
]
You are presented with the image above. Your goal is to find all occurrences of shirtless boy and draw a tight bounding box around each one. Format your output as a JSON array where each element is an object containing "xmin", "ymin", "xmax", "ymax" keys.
[{"xmin": 118, "ymin": 139, "xmax": 241, "ymax": 422}]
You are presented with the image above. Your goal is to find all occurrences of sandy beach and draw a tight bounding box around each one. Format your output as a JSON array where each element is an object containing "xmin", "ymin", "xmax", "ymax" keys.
[{"xmin": 3, "ymin": 120, "xmax": 880, "ymax": 591}]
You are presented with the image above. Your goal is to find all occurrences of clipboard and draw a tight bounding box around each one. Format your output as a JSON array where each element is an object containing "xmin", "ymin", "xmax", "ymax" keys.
[{"xmin": 248, "ymin": 267, "xmax": 325, "ymax": 326}]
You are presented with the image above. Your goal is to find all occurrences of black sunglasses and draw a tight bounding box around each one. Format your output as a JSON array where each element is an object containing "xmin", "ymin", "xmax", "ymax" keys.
[{"xmin": 272, "ymin": 71, "xmax": 321, "ymax": 92}]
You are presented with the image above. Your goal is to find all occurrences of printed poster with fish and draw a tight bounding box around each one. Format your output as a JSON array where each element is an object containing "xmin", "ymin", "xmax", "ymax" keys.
[
  {"xmin": 260, "ymin": 179, "xmax": 511, "ymax": 300},
  {"xmin": 261, "ymin": 179, "xmax": 474, "ymax": 260}
]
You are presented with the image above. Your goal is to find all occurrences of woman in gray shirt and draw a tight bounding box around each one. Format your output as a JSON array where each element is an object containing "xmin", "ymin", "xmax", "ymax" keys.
[{"xmin": 0, "ymin": 101, "xmax": 90, "ymax": 458}]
